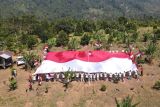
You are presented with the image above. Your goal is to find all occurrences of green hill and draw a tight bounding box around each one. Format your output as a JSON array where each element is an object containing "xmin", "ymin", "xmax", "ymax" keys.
[{"xmin": 0, "ymin": 0, "xmax": 160, "ymax": 19}]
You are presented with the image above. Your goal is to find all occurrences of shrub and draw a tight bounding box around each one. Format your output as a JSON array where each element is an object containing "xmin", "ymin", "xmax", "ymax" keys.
[
  {"xmin": 23, "ymin": 52, "xmax": 40, "ymax": 71},
  {"xmin": 74, "ymin": 22, "xmax": 83, "ymax": 36},
  {"xmin": 115, "ymin": 95, "xmax": 139, "ymax": 107},
  {"xmin": 63, "ymin": 69, "xmax": 75, "ymax": 91},
  {"xmin": 152, "ymin": 80, "xmax": 160, "ymax": 90},
  {"xmin": 68, "ymin": 37, "xmax": 80, "ymax": 50},
  {"xmin": 9, "ymin": 77, "xmax": 17, "ymax": 91},
  {"xmin": 56, "ymin": 30, "xmax": 69, "ymax": 47},
  {"xmin": 80, "ymin": 34, "xmax": 91, "ymax": 46},
  {"xmin": 143, "ymin": 33, "xmax": 151, "ymax": 42},
  {"xmin": 20, "ymin": 35, "xmax": 38, "ymax": 49},
  {"xmin": 100, "ymin": 84, "xmax": 107, "ymax": 92},
  {"xmin": 145, "ymin": 43, "xmax": 157, "ymax": 56},
  {"xmin": 47, "ymin": 37, "xmax": 56, "ymax": 48}
]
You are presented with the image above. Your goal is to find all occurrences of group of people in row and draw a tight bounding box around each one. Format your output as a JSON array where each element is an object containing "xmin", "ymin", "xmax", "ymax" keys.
[{"xmin": 30, "ymin": 68, "xmax": 143, "ymax": 86}]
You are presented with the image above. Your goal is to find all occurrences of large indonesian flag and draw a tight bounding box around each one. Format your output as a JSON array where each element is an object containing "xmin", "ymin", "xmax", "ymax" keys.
[{"xmin": 35, "ymin": 51, "xmax": 137, "ymax": 74}]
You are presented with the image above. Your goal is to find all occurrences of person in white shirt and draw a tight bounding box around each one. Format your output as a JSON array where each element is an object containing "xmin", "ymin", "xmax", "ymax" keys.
[
  {"xmin": 100, "ymin": 73, "xmax": 103, "ymax": 80},
  {"xmin": 76, "ymin": 73, "xmax": 79, "ymax": 82},
  {"xmin": 80, "ymin": 73, "xmax": 84, "ymax": 82},
  {"xmin": 45, "ymin": 74, "xmax": 50, "ymax": 82},
  {"xmin": 96, "ymin": 73, "xmax": 99, "ymax": 81},
  {"xmin": 93, "ymin": 73, "xmax": 96, "ymax": 81},
  {"xmin": 109, "ymin": 73, "xmax": 112, "ymax": 81},
  {"xmin": 85, "ymin": 73, "xmax": 89, "ymax": 82},
  {"xmin": 32, "ymin": 74, "xmax": 36, "ymax": 84},
  {"xmin": 61, "ymin": 73, "xmax": 65, "ymax": 81},
  {"xmin": 89, "ymin": 73, "xmax": 92, "ymax": 82},
  {"xmin": 56, "ymin": 73, "xmax": 60, "ymax": 81},
  {"xmin": 104, "ymin": 73, "xmax": 107, "ymax": 81},
  {"xmin": 135, "ymin": 71, "xmax": 139, "ymax": 81}
]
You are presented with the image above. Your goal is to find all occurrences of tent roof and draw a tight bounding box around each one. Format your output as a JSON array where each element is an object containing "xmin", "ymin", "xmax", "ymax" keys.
[
  {"xmin": 0, "ymin": 53, "xmax": 11, "ymax": 59},
  {"xmin": 0, "ymin": 51, "xmax": 12, "ymax": 56}
]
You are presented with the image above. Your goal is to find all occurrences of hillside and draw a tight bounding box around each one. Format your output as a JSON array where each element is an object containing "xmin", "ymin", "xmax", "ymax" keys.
[{"xmin": 1, "ymin": 0, "xmax": 160, "ymax": 19}]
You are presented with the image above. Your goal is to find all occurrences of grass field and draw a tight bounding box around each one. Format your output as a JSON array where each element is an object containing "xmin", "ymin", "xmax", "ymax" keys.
[{"xmin": 0, "ymin": 62, "xmax": 160, "ymax": 107}]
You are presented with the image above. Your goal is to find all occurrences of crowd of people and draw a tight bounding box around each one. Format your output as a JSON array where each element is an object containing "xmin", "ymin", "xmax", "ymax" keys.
[{"xmin": 30, "ymin": 65, "xmax": 143, "ymax": 85}]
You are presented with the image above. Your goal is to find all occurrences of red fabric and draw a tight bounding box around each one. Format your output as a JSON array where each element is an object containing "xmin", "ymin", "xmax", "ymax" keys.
[{"xmin": 45, "ymin": 51, "xmax": 130, "ymax": 63}]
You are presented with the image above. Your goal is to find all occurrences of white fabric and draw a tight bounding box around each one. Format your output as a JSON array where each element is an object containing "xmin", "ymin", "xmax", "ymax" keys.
[{"xmin": 34, "ymin": 58, "xmax": 137, "ymax": 74}]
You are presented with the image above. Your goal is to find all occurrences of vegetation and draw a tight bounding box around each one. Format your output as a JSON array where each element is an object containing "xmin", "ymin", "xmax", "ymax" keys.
[
  {"xmin": 63, "ymin": 69, "xmax": 75, "ymax": 91},
  {"xmin": 0, "ymin": 15, "xmax": 160, "ymax": 63},
  {"xmin": 23, "ymin": 52, "xmax": 40, "ymax": 71},
  {"xmin": 152, "ymin": 80, "xmax": 160, "ymax": 90},
  {"xmin": 68, "ymin": 37, "xmax": 80, "ymax": 50},
  {"xmin": 100, "ymin": 84, "xmax": 107, "ymax": 92},
  {"xmin": 56, "ymin": 30, "xmax": 69, "ymax": 47},
  {"xmin": 9, "ymin": 77, "xmax": 17, "ymax": 91},
  {"xmin": 115, "ymin": 95, "xmax": 139, "ymax": 107},
  {"xmin": 1, "ymin": 0, "xmax": 160, "ymax": 19},
  {"xmin": 80, "ymin": 34, "xmax": 91, "ymax": 46}
]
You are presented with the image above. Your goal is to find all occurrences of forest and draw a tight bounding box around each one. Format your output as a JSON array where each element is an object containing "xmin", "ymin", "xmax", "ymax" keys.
[
  {"xmin": 0, "ymin": 15, "xmax": 160, "ymax": 62},
  {"xmin": 1, "ymin": 0, "xmax": 160, "ymax": 19}
]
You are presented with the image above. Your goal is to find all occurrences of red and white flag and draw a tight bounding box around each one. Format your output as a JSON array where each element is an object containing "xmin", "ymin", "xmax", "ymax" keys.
[{"xmin": 35, "ymin": 50, "xmax": 137, "ymax": 74}]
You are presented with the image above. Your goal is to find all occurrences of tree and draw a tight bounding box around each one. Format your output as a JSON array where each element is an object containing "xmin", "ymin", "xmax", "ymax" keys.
[
  {"xmin": 23, "ymin": 52, "xmax": 39, "ymax": 71},
  {"xmin": 47, "ymin": 37, "xmax": 56, "ymax": 48},
  {"xmin": 82, "ymin": 20, "xmax": 96, "ymax": 32},
  {"xmin": 125, "ymin": 23, "xmax": 137, "ymax": 32},
  {"xmin": 74, "ymin": 22, "xmax": 83, "ymax": 36},
  {"xmin": 20, "ymin": 35, "xmax": 38, "ymax": 49},
  {"xmin": 63, "ymin": 69, "xmax": 75, "ymax": 91},
  {"xmin": 118, "ymin": 17, "xmax": 128, "ymax": 25},
  {"xmin": 144, "ymin": 42, "xmax": 157, "ymax": 64},
  {"xmin": 68, "ymin": 37, "xmax": 80, "ymax": 50},
  {"xmin": 145, "ymin": 42, "xmax": 157, "ymax": 56},
  {"xmin": 80, "ymin": 34, "xmax": 91, "ymax": 46},
  {"xmin": 56, "ymin": 30, "xmax": 69, "ymax": 47},
  {"xmin": 5, "ymin": 36, "xmax": 17, "ymax": 52},
  {"xmin": 115, "ymin": 95, "xmax": 139, "ymax": 107},
  {"xmin": 54, "ymin": 19, "xmax": 74, "ymax": 34},
  {"xmin": 91, "ymin": 33, "xmax": 107, "ymax": 50}
]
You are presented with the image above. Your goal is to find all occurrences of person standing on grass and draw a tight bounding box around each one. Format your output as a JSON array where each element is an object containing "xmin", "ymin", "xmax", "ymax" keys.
[
  {"xmin": 104, "ymin": 73, "xmax": 107, "ymax": 81},
  {"xmin": 96, "ymin": 73, "xmax": 99, "ymax": 81},
  {"xmin": 129, "ymin": 71, "xmax": 132, "ymax": 80},
  {"xmin": 38, "ymin": 75, "xmax": 42, "ymax": 86},
  {"xmin": 85, "ymin": 73, "xmax": 88, "ymax": 82},
  {"xmin": 89, "ymin": 73, "xmax": 92, "ymax": 82},
  {"xmin": 140, "ymin": 65, "xmax": 143, "ymax": 76},
  {"xmin": 13, "ymin": 69, "xmax": 17, "ymax": 77},
  {"xmin": 75, "ymin": 72, "xmax": 79, "ymax": 82},
  {"xmin": 93, "ymin": 73, "xmax": 96, "ymax": 81},
  {"xmin": 80, "ymin": 73, "xmax": 84, "ymax": 82},
  {"xmin": 11, "ymin": 68, "xmax": 17, "ymax": 78},
  {"xmin": 122, "ymin": 72, "xmax": 125, "ymax": 82},
  {"xmin": 100, "ymin": 73, "xmax": 103, "ymax": 80},
  {"xmin": 108, "ymin": 73, "xmax": 112, "ymax": 81},
  {"xmin": 135, "ymin": 70, "xmax": 140, "ymax": 81},
  {"xmin": 32, "ymin": 74, "xmax": 36, "ymax": 84}
]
